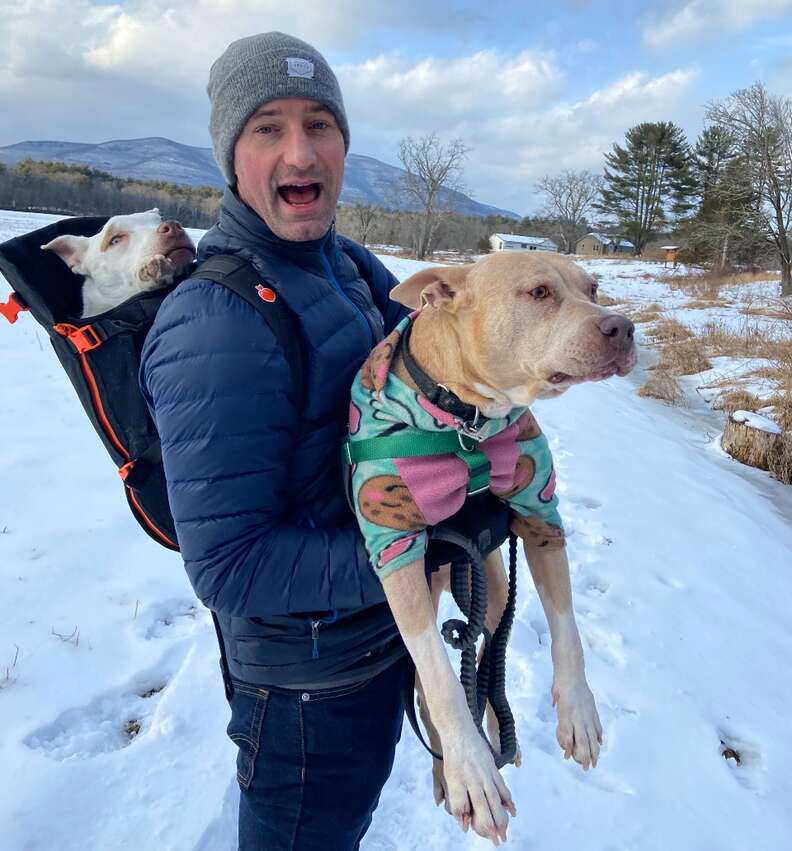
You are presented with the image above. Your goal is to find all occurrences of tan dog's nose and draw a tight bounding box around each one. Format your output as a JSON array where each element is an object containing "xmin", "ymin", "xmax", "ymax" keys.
[
  {"xmin": 598, "ymin": 314, "xmax": 634, "ymax": 350},
  {"xmin": 157, "ymin": 220, "xmax": 184, "ymax": 236}
]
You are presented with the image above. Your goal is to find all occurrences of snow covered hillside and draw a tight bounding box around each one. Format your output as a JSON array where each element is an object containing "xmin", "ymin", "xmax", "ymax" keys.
[{"xmin": 1, "ymin": 210, "xmax": 791, "ymax": 851}]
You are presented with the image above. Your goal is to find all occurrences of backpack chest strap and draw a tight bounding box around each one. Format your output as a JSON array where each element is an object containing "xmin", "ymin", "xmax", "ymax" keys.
[{"xmin": 344, "ymin": 430, "xmax": 492, "ymax": 496}]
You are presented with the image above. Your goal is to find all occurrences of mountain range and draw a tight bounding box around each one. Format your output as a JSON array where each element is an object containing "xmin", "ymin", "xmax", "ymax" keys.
[{"xmin": 0, "ymin": 137, "xmax": 519, "ymax": 219}]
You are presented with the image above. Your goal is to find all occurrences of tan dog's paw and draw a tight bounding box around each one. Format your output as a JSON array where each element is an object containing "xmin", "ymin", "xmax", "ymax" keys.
[
  {"xmin": 552, "ymin": 677, "xmax": 603, "ymax": 771},
  {"xmin": 138, "ymin": 253, "xmax": 176, "ymax": 287},
  {"xmin": 359, "ymin": 475, "xmax": 426, "ymax": 530}
]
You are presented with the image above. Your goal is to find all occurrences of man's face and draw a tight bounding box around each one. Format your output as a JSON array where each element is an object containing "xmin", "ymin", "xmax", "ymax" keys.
[{"xmin": 234, "ymin": 98, "xmax": 346, "ymax": 242}]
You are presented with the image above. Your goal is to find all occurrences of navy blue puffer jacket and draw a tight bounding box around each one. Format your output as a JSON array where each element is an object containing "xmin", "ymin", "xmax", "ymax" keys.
[{"xmin": 140, "ymin": 189, "xmax": 409, "ymax": 686}]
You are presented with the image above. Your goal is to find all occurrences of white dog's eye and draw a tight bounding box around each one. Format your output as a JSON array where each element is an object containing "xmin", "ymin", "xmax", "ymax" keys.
[{"xmin": 110, "ymin": 234, "xmax": 124, "ymax": 246}]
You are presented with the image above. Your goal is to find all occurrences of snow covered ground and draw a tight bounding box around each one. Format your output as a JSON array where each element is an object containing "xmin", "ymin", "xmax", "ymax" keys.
[{"xmin": 1, "ymin": 210, "xmax": 791, "ymax": 851}]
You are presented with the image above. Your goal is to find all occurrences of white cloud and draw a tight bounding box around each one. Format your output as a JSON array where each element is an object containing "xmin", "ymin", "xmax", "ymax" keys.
[
  {"xmin": 339, "ymin": 50, "xmax": 563, "ymax": 131},
  {"xmin": 345, "ymin": 60, "xmax": 699, "ymax": 214},
  {"xmin": 642, "ymin": 0, "xmax": 792, "ymax": 49}
]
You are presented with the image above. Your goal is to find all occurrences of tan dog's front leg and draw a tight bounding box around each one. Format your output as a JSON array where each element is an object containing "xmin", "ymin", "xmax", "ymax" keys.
[
  {"xmin": 382, "ymin": 559, "xmax": 516, "ymax": 843},
  {"xmin": 518, "ymin": 536, "xmax": 603, "ymax": 770}
]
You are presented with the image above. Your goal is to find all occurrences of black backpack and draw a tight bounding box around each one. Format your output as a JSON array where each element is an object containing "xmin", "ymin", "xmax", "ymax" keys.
[{"xmin": 0, "ymin": 216, "xmax": 314, "ymax": 552}]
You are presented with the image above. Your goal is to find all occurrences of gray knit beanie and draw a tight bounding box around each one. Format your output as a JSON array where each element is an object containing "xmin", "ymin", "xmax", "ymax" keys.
[{"xmin": 207, "ymin": 32, "xmax": 350, "ymax": 186}]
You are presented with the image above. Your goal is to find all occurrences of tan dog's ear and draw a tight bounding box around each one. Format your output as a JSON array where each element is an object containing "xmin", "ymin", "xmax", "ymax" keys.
[
  {"xmin": 41, "ymin": 235, "xmax": 90, "ymax": 275},
  {"xmin": 390, "ymin": 265, "xmax": 473, "ymax": 313}
]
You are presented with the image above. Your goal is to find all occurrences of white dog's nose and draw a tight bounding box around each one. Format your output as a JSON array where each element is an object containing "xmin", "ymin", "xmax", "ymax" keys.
[{"xmin": 157, "ymin": 220, "xmax": 184, "ymax": 236}]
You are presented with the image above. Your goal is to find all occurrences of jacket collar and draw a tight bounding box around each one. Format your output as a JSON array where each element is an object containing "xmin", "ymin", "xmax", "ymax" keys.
[{"xmin": 217, "ymin": 187, "xmax": 336, "ymax": 265}]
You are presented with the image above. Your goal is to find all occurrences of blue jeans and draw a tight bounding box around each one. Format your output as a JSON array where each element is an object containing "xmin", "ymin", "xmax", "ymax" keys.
[{"xmin": 228, "ymin": 657, "xmax": 408, "ymax": 851}]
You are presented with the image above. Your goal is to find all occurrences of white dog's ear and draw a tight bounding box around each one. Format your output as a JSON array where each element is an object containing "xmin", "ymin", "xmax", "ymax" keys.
[
  {"xmin": 41, "ymin": 235, "xmax": 90, "ymax": 275},
  {"xmin": 390, "ymin": 265, "xmax": 474, "ymax": 313}
]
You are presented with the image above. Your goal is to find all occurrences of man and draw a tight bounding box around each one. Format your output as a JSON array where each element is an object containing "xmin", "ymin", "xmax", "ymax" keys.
[{"xmin": 140, "ymin": 32, "xmax": 412, "ymax": 850}]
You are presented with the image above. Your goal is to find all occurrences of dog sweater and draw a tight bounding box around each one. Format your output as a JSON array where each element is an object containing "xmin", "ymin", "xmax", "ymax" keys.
[{"xmin": 349, "ymin": 313, "xmax": 565, "ymax": 580}]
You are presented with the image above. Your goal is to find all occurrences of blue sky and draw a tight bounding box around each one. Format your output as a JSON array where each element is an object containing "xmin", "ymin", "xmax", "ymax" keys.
[{"xmin": 2, "ymin": 0, "xmax": 791, "ymax": 215}]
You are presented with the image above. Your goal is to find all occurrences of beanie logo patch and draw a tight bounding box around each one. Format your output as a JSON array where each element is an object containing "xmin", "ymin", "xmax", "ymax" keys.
[{"xmin": 286, "ymin": 57, "xmax": 314, "ymax": 79}]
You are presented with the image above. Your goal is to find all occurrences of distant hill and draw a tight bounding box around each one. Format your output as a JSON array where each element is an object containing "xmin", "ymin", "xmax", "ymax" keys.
[{"xmin": 0, "ymin": 138, "xmax": 519, "ymax": 220}]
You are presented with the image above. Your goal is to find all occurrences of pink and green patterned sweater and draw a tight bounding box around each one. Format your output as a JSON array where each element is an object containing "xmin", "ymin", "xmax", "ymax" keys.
[{"xmin": 348, "ymin": 313, "xmax": 565, "ymax": 580}]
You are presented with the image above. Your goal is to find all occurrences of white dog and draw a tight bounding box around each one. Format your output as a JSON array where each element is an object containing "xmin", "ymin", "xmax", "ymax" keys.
[{"xmin": 42, "ymin": 209, "xmax": 195, "ymax": 317}]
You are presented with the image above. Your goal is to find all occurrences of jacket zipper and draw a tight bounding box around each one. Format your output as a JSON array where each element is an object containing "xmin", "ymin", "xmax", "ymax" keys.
[
  {"xmin": 310, "ymin": 609, "xmax": 339, "ymax": 659},
  {"xmin": 320, "ymin": 244, "xmax": 373, "ymax": 350}
]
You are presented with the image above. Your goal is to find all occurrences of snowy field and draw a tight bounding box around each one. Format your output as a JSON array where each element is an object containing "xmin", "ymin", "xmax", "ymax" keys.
[{"xmin": 1, "ymin": 209, "xmax": 791, "ymax": 851}]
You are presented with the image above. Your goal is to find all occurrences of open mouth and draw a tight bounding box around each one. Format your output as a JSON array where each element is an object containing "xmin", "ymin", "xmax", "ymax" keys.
[
  {"xmin": 165, "ymin": 244, "xmax": 196, "ymax": 265},
  {"xmin": 278, "ymin": 182, "xmax": 322, "ymax": 208}
]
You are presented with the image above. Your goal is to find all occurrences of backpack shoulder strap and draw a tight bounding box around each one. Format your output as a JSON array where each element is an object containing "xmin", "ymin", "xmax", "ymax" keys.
[{"xmin": 192, "ymin": 255, "xmax": 305, "ymax": 412}]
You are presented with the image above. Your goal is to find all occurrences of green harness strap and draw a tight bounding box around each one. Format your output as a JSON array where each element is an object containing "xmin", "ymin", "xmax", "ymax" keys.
[{"xmin": 344, "ymin": 431, "xmax": 491, "ymax": 496}]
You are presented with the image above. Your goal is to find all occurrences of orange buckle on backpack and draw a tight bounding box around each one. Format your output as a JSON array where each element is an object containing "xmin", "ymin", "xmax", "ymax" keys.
[
  {"xmin": 0, "ymin": 293, "xmax": 29, "ymax": 325},
  {"xmin": 53, "ymin": 323, "xmax": 103, "ymax": 354},
  {"xmin": 119, "ymin": 460, "xmax": 135, "ymax": 481}
]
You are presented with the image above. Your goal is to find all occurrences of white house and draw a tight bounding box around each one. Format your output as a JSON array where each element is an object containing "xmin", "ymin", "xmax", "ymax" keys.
[{"xmin": 489, "ymin": 233, "xmax": 559, "ymax": 253}]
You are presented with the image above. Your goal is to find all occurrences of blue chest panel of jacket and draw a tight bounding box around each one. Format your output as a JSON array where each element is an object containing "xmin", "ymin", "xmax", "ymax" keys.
[{"xmin": 140, "ymin": 189, "xmax": 409, "ymax": 686}]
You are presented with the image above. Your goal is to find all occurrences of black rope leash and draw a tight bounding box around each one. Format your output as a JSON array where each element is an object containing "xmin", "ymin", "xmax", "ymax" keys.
[{"xmin": 402, "ymin": 531, "xmax": 519, "ymax": 770}]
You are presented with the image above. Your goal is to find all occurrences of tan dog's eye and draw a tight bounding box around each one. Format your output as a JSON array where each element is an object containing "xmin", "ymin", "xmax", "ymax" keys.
[
  {"xmin": 529, "ymin": 285, "xmax": 550, "ymax": 300},
  {"xmin": 591, "ymin": 284, "xmax": 599, "ymax": 301}
]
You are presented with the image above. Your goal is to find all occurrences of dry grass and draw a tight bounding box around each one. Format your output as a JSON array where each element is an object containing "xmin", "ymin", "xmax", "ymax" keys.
[
  {"xmin": 624, "ymin": 302, "xmax": 663, "ymax": 324},
  {"xmin": 740, "ymin": 297, "xmax": 792, "ymax": 321},
  {"xmin": 659, "ymin": 269, "xmax": 780, "ymax": 300},
  {"xmin": 714, "ymin": 389, "xmax": 764, "ymax": 414},
  {"xmin": 657, "ymin": 338, "xmax": 712, "ymax": 375},
  {"xmin": 682, "ymin": 298, "xmax": 731, "ymax": 310},
  {"xmin": 646, "ymin": 316, "xmax": 694, "ymax": 343},
  {"xmin": 638, "ymin": 369, "xmax": 687, "ymax": 406},
  {"xmin": 597, "ymin": 291, "xmax": 621, "ymax": 307},
  {"xmin": 698, "ymin": 319, "xmax": 790, "ymax": 361}
]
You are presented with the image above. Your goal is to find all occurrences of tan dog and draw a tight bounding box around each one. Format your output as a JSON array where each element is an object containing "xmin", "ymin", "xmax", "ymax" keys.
[
  {"xmin": 375, "ymin": 251, "xmax": 636, "ymax": 843},
  {"xmin": 42, "ymin": 209, "xmax": 195, "ymax": 317}
]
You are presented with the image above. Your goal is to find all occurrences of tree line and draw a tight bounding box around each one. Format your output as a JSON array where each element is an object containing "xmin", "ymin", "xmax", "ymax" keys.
[{"xmin": 0, "ymin": 159, "xmax": 222, "ymax": 229}]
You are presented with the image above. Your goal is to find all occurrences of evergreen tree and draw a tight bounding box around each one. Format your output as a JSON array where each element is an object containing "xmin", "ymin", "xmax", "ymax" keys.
[
  {"xmin": 687, "ymin": 126, "xmax": 764, "ymax": 268},
  {"xmin": 693, "ymin": 125, "xmax": 737, "ymax": 215},
  {"xmin": 597, "ymin": 121, "xmax": 696, "ymax": 254}
]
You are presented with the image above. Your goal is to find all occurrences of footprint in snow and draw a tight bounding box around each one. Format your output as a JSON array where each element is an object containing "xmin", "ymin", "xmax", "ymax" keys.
[
  {"xmin": 717, "ymin": 726, "xmax": 765, "ymax": 792},
  {"xmin": 655, "ymin": 574, "xmax": 685, "ymax": 590},
  {"xmin": 583, "ymin": 576, "xmax": 610, "ymax": 596},
  {"xmin": 567, "ymin": 495, "xmax": 602, "ymax": 510},
  {"xmin": 581, "ymin": 622, "xmax": 628, "ymax": 669},
  {"xmin": 24, "ymin": 650, "xmax": 186, "ymax": 760},
  {"xmin": 135, "ymin": 598, "xmax": 203, "ymax": 640}
]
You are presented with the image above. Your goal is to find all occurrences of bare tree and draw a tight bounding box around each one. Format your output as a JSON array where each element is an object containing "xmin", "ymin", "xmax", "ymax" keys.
[
  {"xmin": 350, "ymin": 203, "xmax": 378, "ymax": 245},
  {"xmin": 706, "ymin": 82, "xmax": 792, "ymax": 296},
  {"xmin": 398, "ymin": 133, "xmax": 470, "ymax": 260},
  {"xmin": 535, "ymin": 170, "xmax": 603, "ymax": 253}
]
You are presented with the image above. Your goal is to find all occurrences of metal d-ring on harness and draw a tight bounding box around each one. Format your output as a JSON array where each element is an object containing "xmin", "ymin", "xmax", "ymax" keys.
[{"xmin": 344, "ymin": 320, "xmax": 520, "ymax": 768}]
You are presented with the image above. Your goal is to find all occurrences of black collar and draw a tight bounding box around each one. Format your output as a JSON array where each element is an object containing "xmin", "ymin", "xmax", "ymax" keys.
[{"xmin": 398, "ymin": 319, "xmax": 485, "ymax": 426}]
